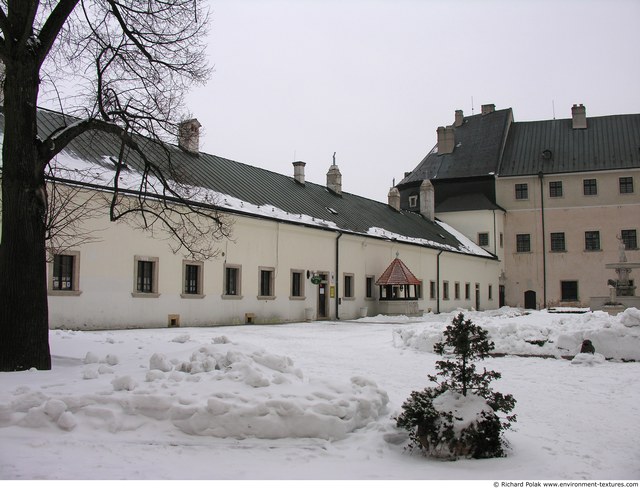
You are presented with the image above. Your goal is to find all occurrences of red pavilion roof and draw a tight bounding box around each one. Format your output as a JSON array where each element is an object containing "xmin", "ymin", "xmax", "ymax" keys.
[{"xmin": 375, "ymin": 258, "xmax": 421, "ymax": 286}]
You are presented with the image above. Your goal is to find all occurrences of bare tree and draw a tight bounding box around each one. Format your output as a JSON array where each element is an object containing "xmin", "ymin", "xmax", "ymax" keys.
[{"xmin": 0, "ymin": 1, "xmax": 230, "ymax": 371}]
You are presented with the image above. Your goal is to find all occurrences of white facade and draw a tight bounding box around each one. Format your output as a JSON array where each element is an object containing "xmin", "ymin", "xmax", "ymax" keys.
[{"xmin": 45, "ymin": 187, "xmax": 501, "ymax": 330}]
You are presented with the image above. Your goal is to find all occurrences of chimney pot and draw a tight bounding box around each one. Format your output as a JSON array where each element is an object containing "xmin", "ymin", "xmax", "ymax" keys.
[
  {"xmin": 327, "ymin": 160, "xmax": 342, "ymax": 195},
  {"xmin": 571, "ymin": 103, "xmax": 587, "ymax": 129},
  {"xmin": 419, "ymin": 180, "xmax": 435, "ymax": 221},
  {"xmin": 178, "ymin": 118, "xmax": 202, "ymax": 154},
  {"xmin": 388, "ymin": 187, "xmax": 400, "ymax": 211},
  {"xmin": 481, "ymin": 104, "xmax": 495, "ymax": 115},
  {"xmin": 437, "ymin": 125, "xmax": 455, "ymax": 155},
  {"xmin": 292, "ymin": 161, "xmax": 306, "ymax": 185},
  {"xmin": 454, "ymin": 109, "xmax": 464, "ymax": 127}
]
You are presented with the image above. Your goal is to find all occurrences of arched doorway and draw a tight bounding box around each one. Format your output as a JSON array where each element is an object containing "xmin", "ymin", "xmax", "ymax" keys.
[{"xmin": 524, "ymin": 290, "xmax": 537, "ymax": 309}]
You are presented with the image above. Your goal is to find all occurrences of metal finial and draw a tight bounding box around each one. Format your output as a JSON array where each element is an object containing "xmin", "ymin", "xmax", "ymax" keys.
[{"xmin": 333, "ymin": 152, "xmax": 336, "ymax": 165}]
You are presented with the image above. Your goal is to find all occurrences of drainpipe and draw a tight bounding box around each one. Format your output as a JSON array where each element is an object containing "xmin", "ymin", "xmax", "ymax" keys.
[
  {"xmin": 436, "ymin": 250, "xmax": 443, "ymax": 313},
  {"xmin": 538, "ymin": 172, "xmax": 547, "ymax": 309},
  {"xmin": 335, "ymin": 231, "xmax": 343, "ymax": 320}
]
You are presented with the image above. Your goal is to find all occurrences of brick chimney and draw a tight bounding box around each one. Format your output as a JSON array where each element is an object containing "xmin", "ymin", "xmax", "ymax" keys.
[
  {"xmin": 178, "ymin": 119, "xmax": 201, "ymax": 154},
  {"xmin": 292, "ymin": 161, "xmax": 306, "ymax": 185},
  {"xmin": 571, "ymin": 104, "xmax": 587, "ymax": 129},
  {"xmin": 437, "ymin": 126, "xmax": 455, "ymax": 155},
  {"xmin": 481, "ymin": 104, "xmax": 495, "ymax": 115},
  {"xmin": 419, "ymin": 180, "xmax": 435, "ymax": 221},
  {"xmin": 387, "ymin": 187, "xmax": 400, "ymax": 210},
  {"xmin": 454, "ymin": 109, "xmax": 464, "ymax": 127}
]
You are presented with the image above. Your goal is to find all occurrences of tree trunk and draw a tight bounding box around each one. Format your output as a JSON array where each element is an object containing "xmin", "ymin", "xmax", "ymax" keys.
[{"xmin": 0, "ymin": 54, "xmax": 52, "ymax": 371}]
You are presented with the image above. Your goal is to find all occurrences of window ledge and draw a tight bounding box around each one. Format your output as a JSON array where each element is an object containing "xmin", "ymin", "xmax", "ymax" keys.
[
  {"xmin": 131, "ymin": 292, "xmax": 160, "ymax": 298},
  {"xmin": 180, "ymin": 294, "xmax": 205, "ymax": 299},
  {"xmin": 49, "ymin": 290, "xmax": 82, "ymax": 297},
  {"xmin": 222, "ymin": 294, "xmax": 243, "ymax": 300},
  {"xmin": 257, "ymin": 296, "xmax": 276, "ymax": 301},
  {"xmin": 342, "ymin": 297, "xmax": 355, "ymax": 301},
  {"xmin": 289, "ymin": 296, "xmax": 306, "ymax": 301},
  {"xmin": 584, "ymin": 249, "xmax": 602, "ymax": 253}
]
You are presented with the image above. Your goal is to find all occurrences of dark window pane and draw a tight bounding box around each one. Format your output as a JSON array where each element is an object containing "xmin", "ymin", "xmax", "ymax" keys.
[
  {"xmin": 550, "ymin": 232, "xmax": 566, "ymax": 252},
  {"xmin": 184, "ymin": 264, "xmax": 199, "ymax": 294},
  {"xmin": 585, "ymin": 231, "xmax": 600, "ymax": 251},
  {"xmin": 53, "ymin": 255, "xmax": 74, "ymax": 290},
  {"xmin": 137, "ymin": 260, "xmax": 154, "ymax": 293}
]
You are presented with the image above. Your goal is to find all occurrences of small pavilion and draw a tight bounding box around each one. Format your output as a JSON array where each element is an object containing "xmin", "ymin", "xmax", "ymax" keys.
[{"xmin": 375, "ymin": 255, "xmax": 423, "ymax": 316}]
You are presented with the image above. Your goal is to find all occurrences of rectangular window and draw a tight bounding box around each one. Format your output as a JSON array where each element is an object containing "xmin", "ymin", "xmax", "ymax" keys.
[
  {"xmin": 291, "ymin": 270, "xmax": 304, "ymax": 298},
  {"xmin": 583, "ymin": 178, "xmax": 597, "ymax": 196},
  {"xmin": 408, "ymin": 195, "xmax": 418, "ymax": 208},
  {"xmin": 366, "ymin": 276, "xmax": 375, "ymax": 299},
  {"xmin": 561, "ymin": 281, "xmax": 578, "ymax": 301},
  {"xmin": 465, "ymin": 283, "xmax": 471, "ymax": 300},
  {"xmin": 343, "ymin": 274, "xmax": 354, "ymax": 298},
  {"xmin": 443, "ymin": 281, "xmax": 450, "ymax": 300},
  {"xmin": 621, "ymin": 230, "xmax": 638, "ymax": 250},
  {"xmin": 488, "ymin": 284, "xmax": 493, "ymax": 301},
  {"xmin": 133, "ymin": 256, "xmax": 159, "ymax": 297},
  {"xmin": 429, "ymin": 280, "xmax": 436, "ymax": 300},
  {"xmin": 454, "ymin": 282, "xmax": 460, "ymax": 300},
  {"xmin": 549, "ymin": 181, "xmax": 563, "ymax": 197},
  {"xmin": 53, "ymin": 254, "xmax": 74, "ymax": 291},
  {"xmin": 259, "ymin": 267, "xmax": 275, "ymax": 298},
  {"xmin": 499, "ymin": 233, "xmax": 504, "ymax": 249},
  {"xmin": 515, "ymin": 183, "xmax": 528, "ymax": 200},
  {"xmin": 550, "ymin": 232, "xmax": 566, "ymax": 252},
  {"xmin": 585, "ymin": 231, "xmax": 600, "ymax": 251},
  {"xmin": 224, "ymin": 265, "xmax": 241, "ymax": 297},
  {"xmin": 619, "ymin": 176, "xmax": 634, "ymax": 194},
  {"xmin": 478, "ymin": 232, "xmax": 489, "ymax": 247},
  {"xmin": 516, "ymin": 234, "xmax": 531, "ymax": 253},
  {"xmin": 182, "ymin": 261, "xmax": 204, "ymax": 297}
]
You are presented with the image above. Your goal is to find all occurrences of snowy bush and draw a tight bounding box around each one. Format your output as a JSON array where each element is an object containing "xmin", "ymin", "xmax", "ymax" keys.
[{"xmin": 396, "ymin": 312, "xmax": 516, "ymax": 460}]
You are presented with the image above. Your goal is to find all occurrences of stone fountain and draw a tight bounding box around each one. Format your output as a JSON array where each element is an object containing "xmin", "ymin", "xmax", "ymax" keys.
[{"xmin": 591, "ymin": 236, "xmax": 640, "ymax": 313}]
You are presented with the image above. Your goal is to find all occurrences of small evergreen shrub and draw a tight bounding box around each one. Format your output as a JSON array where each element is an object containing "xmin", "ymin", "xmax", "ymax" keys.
[{"xmin": 396, "ymin": 312, "xmax": 516, "ymax": 459}]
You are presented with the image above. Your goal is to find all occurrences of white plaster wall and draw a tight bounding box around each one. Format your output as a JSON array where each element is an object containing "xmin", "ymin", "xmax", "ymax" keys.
[{"xmin": 45, "ymin": 188, "xmax": 502, "ymax": 329}]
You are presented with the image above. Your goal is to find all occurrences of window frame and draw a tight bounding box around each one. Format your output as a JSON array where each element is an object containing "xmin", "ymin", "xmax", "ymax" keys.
[
  {"xmin": 258, "ymin": 266, "xmax": 275, "ymax": 300},
  {"xmin": 549, "ymin": 180, "xmax": 563, "ymax": 198},
  {"xmin": 454, "ymin": 282, "xmax": 460, "ymax": 300},
  {"xmin": 561, "ymin": 280, "xmax": 579, "ymax": 301},
  {"xmin": 343, "ymin": 273, "xmax": 355, "ymax": 300},
  {"xmin": 48, "ymin": 251, "xmax": 81, "ymax": 296},
  {"xmin": 515, "ymin": 183, "xmax": 529, "ymax": 200},
  {"xmin": 550, "ymin": 232, "xmax": 566, "ymax": 252},
  {"xmin": 429, "ymin": 280, "xmax": 436, "ymax": 300},
  {"xmin": 516, "ymin": 234, "xmax": 531, "ymax": 253},
  {"xmin": 408, "ymin": 194, "xmax": 418, "ymax": 208},
  {"xmin": 619, "ymin": 176, "xmax": 634, "ymax": 194},
  {"xmin": 132, "ymin": 255, "xmax": 159, "ymax": 298},
  {"xmin": 222, "ymin": 264, "xmax": 242, "ymax": 299},
  {"xmin": 365, "ymin": 275, "xmax": 375, "ymax": 300},
  {"xmin": 290, "ymin": 269, "xmax": 305, "ymax": 300},
  {"xmin": 477, "ymin": 232, "xmax": 489, "ymax": 247},
  {"xmin": 621, "ymin": 229, "xmax": 638, "ymax": 250},
  {"xmin": 442, "ymin": 281, "xmax": 450, "ymax": 300},
  {"xmin": 465, "ymin": 282, "xmax": 471, "ymax": 300},
  {"xmin": 181, "ymin": 260, "xmax": 204, "ymax": 298},
  {"xmin": 584, "ymin": 231, "xmax": 601, "ymax": 251},
  {"xmin": 583, "ymin": 178, "xmax": 598, "ymax": 196}
]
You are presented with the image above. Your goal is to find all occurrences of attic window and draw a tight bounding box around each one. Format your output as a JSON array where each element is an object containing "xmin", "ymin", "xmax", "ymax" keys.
[
  {"xmin": 326, "ymin": 207, "xmax": 338, "ymax": 215},
  {"xmin": 541, "ymin": 149, "xmax": 553, "ymax": 160}
]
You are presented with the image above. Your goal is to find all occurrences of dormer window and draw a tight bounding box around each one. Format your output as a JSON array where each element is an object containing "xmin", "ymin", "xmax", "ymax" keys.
[{"xmin": 408, "ymin": 194, "xmax": 418, "ymax": 208}]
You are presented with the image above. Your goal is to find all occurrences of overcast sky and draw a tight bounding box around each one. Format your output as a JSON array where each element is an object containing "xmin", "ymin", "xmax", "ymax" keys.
[{"xmin": 188, "ymin": 0, "xmax": 640, "ymax": 202}]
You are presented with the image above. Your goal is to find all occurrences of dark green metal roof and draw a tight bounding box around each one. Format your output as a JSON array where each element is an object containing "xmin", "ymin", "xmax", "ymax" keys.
[
  {"xmin": 399, "ymin": 108, "xmax": 513, "ymax": 185},
  {"xmin": 0, "ymin": 108, "xmax": 494, "ymax": 258},
  {"xmin": 499, "ymin": 113, "xmax": 640, "ymax": 177}
]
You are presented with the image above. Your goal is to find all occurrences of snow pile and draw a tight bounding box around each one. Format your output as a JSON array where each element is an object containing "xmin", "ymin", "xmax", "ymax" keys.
[
  {"xmin": 432, "ymin": 390, "xmax": 492, "ymax": 434},
  {"xmin": 0, "ymin": 337, "xmax": 388, "ymax": 441},
  {"xmin": 392, "ymin": 308, "xmax": 640, "ymax": 361}
]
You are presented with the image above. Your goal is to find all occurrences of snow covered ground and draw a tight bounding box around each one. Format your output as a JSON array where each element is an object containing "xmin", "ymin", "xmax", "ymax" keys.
[{"xmin": 1, "ymin": 308, "xmax": 639, "ymax": 480}]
